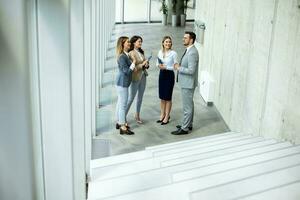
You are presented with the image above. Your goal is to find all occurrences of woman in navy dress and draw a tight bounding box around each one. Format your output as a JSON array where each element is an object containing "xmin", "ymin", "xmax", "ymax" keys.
[{"xmin": 156, "ymin": 36, "xmax": 178, "ymax": 125}]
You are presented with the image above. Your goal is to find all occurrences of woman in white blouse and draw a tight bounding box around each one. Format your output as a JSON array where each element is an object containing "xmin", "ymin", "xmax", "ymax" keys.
[{"xmin": 156, "ymin": 36, "xmax": 178, "ymax": 125}]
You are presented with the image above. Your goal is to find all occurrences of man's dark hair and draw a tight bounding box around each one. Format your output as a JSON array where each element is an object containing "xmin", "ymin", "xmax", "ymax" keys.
[{"xmin": 185, "ymin": 31, "xmax": 196, "ymax": 44}]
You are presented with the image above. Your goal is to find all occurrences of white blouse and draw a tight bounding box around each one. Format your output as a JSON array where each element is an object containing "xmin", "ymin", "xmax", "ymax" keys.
[{"xmin": 156, "ymin": 49, "xmax": 178, "ymax": 71}]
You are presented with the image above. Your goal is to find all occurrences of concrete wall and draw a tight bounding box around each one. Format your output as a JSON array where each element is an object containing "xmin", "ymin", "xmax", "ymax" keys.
[{"xmin": 195, "ymin": 0, "xmax": 300, "ymax": 144}]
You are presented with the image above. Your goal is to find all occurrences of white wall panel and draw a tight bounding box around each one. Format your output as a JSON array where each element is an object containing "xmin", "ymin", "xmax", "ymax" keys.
[
  {"xmin": 0, "ymin": 0, "xmax": 116, "ymax": 199},
  {"xmin": 91, "ymin": 0, "xmax": 97, "ymax": 136},
  {"xmin": 70, "ymin": 0, "xmax": 86, "ymax": 199},
  {"xmin": 37, "ymin": 0, "xmax": 74, "ymax": 198},
  {"xmin": 84, "ymin": 0, "xmax": 92, "ymax": 177},
  {"xmin": 0, "ymin": 1, "xmax": 34, "ymax": 199}
]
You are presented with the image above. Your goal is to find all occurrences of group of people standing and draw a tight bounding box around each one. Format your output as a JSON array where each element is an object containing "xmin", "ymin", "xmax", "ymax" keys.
[{"xmin": 115, "ymin": 31, "xmax": 199, "ymax": 136}]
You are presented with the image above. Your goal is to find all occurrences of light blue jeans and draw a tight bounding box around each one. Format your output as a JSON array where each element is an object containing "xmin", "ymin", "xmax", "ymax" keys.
[
  {"xmin": 116, "ymin": 86, "xmax": 129, "ymax": 125},
  {"xmin": 126, "ymin": 73, "xmax": 146, "ymax": 115}
]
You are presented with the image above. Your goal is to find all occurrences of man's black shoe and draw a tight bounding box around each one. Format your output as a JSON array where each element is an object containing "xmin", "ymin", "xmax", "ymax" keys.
[
  {"xmin": 171, "ymin": 129, "xmax": 189, "ymax": 135},
  {"xmin": 176, "ymin": 125, "xmax": 193, "ymax": 131}
]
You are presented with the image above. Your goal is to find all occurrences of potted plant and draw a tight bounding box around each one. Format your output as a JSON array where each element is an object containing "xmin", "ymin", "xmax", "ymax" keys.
[
  {"xmin": 181, "ymin": 0, "xmax": 190, "ymax": 26},
  {"xmin": 160, "ymin": 0, "xmax": 168, "ymax": 25},
  {"xmin": 171, "ymin": 0, "xmax": 177, "ymax": 26}
]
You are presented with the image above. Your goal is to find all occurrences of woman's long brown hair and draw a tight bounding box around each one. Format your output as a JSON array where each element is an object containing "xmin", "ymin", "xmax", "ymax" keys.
[
  {"xmin": 129, "ymin": 35, "xmax": 144, "ymax": 55},
  {"xmin": 116, "ymin": 36, "xmax": 129, "ymax": 57}
]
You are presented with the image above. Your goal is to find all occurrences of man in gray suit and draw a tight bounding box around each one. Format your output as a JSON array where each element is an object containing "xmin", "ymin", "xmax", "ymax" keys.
[{"xmin": 171, "ymin": 31, "xmax": 199, "ymax": 135}]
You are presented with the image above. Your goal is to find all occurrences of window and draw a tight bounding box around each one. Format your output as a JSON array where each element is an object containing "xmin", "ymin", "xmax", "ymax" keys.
[{"xmin": 124, "ymin": 0, "xmax": 148, "ymax": 22}]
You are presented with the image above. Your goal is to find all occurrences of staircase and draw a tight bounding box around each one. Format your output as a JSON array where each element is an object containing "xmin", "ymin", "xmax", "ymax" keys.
[{"xmin": 87, "ymin": 132, "xmax": 300, "ymax": 200}]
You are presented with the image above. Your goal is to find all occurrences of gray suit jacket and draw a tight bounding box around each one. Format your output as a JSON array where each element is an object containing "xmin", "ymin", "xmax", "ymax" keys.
[
  {"xmin": 178, "ymin": 46, "xmax": 199, "ymax": 89},
  {"xmin": 116, "ymin": 53, "xmax": 133, "ymax": 87}
]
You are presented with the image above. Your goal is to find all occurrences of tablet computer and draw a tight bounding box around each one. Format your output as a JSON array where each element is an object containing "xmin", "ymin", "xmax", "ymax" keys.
[{"xmin": 157, "ymin": 57, "xmax": 164, "ymax": 64}]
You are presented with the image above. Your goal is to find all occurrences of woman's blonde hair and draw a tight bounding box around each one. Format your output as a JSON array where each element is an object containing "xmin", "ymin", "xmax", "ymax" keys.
[
  {"xmin": 161, "ymin": 36, "xmax": 172, "ymax": 52},
  {"xmin": 116, "ymin": 36, "xmax": 129, "ymax": 57}
]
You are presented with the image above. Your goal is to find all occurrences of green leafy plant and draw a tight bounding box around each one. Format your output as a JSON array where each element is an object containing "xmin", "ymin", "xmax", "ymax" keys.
[
  {"xmin": 159, "ymin": 0, "xmax": 168, "ymax": 15},
  {"xmin": 171, "ymin": 0, "xmax": 177, "ymax": 14}
]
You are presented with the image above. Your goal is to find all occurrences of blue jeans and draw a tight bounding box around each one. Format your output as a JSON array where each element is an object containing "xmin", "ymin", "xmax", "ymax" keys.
[
  {"xmin": 126, "ymin": 73, "xmax": 146, "ymax": 115},
  {"xmin": 116, "ymin": 86, "xmax": 129, "ymax": 125}
]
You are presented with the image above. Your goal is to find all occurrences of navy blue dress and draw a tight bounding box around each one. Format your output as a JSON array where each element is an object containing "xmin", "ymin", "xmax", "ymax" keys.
[{"xmin": 159, "ymin": 69, "xmax": 175, "ymax": 101}]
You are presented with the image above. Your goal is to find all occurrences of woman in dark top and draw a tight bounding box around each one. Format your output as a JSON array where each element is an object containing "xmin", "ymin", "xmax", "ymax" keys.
[
  {"xmin": 156, "ymin": 36, "xmax": 178, "ymax": 125},
  {"xmin": 115, "ymin": 36, "xmax": 136, "ymax": 135}
]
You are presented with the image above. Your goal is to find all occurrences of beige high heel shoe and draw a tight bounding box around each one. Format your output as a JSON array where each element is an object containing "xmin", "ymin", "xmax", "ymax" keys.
[{"xmin": 135, "ymin": 114, "xmax": 143, "ymax": 124}]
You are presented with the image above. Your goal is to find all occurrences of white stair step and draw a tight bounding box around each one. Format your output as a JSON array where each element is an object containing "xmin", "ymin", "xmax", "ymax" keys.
[
  {"xmin": 90, "ymin": 136, "xmax": 270, "ymax": 181},
  {"xmin": 94, "ymin": 153, "xmax": 300, "ymax": 200},
  {"xmin": 152, "ymin": 135, "xmax": 260, "ymax": 160},
  {"xmin": 152, "ymin": 134, "xmax": 254, "ymax": 157},
  {"xmin": 88, "ymin": 142, "xmax": 294, "ymax": 199},
  {"xmin": 90, "ymin": 138, "xmax": 278, "ymax": 182},
  {"xmin": 161, "ymin": 138, "xmax": 277, "ymax": 167},
  {"xmin": 190, "ymin": 165, "xmax": 300, "ymax": 200},
  {"xmin": 91, "ymin": 150, "xmax": 152, "ymax": 169},
  {"xmin": 91, "ymin": 132, "xmax": 236, "ymax": 170},
  {"xmin": 173, "ymin": 145, "xmax": 300, "ymax": 182},
  {"xmin": 239, "ymin": 181, "xmax": 300, "ymax": 200},
  {"xmin": 151, "ymin": 133, "xmax": 251, "ymax": 156},
  {"xmin": 146, "ymin": 132, "xmax": 235, "ymax": 151},
  {"xmin": 91, "ymin": 158, "xmax": 160, "ymax": 181}
]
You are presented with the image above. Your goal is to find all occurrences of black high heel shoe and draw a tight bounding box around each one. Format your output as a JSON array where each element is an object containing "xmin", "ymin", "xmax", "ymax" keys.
[
  {"xmin": 156, "ymin": 116, "xmax": 165, "ymax": 123},
  {"xmin": 120, "ymin": 128, "xmax": 134, "ymax": 135},
  {"xmin": 116, "ymin": 123, "xmax": 130, "ymax": 130},
  {"xmin": 161, "ymin": 116, "xmax": 170, "ymax": 125},
  {"xmin": 161, "ymin": 121, "xmax": 169, "ymax": 125}
]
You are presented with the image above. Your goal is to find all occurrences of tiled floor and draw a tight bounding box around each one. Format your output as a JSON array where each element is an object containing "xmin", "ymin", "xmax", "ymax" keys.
[{"xmin": 93, "ymin": 23, "xmax": 230, "ymax": 158}]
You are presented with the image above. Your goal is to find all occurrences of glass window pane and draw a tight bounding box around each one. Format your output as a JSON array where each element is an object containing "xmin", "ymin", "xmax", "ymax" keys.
[
  {"xmin": 124, "ymin": 0, "xmax": 148, "ymax": 22},
  {"xmin": 150, "ymin": 0, "xmax": 163, "ymax": 22},
  {"xmin": 115, "ymin": 0, "xmax": 122, "ymax": 22},
  {"xmin": 186, "ymin": 0, "xmax": 195, "ymax": 20}
]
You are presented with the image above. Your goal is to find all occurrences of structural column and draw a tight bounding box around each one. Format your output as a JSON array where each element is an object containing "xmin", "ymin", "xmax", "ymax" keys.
[
  {"xmin": 0, "ymin": 1, "xmax": 35, "ymax": 199},
  {"xmin": 33, "ymin": 0, "xmax": 87, "ymax": 199}
]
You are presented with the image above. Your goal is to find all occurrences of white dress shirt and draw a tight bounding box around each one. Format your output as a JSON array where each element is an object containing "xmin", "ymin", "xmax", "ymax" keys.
[
  {"xmin": 186, "ymin": 44, "xmax": 194, "ymax": 53},
  {"xmin": 156, "ymin": 49, "xmax": 178, "ymax": 71}
]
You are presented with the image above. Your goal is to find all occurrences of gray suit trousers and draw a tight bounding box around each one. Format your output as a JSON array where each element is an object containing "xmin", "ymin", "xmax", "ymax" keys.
[{"xmin": 181, "ymin": 87, "xmax": 195, "ymax": 131}]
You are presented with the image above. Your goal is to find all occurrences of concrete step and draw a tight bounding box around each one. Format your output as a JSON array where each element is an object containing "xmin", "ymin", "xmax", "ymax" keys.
[
  {"xmin": 90, "ymin": 136, "xmax": 268, "ymax": 181},
  {"xmin": 92, "ymin": 153, "xmax": 300, "ymax": 200},
  {"xmin": 145, "ymin": 132, "xmax": 235, "ymax": 151},
  {"xmin": 173, "ymin": 145, "xmax": 300, "ymax": 182},
  {"xmin": 88, "ymin": 142, "xmax": 294, "ymax": 199},
  {"xmin": 190, "ymin": 166, "xmax": 300, "ymax": 200},
  {"xmin": 90, "ymin": 150, "xmax": 152, "ymax": 169},
  {"xmin": 91, "ymin": 134, "xmax": 240, "ymax": 168},
  {"xmin": 152, "ymin": 134, "xmax": 248, "ymax": 157},
  {"xmin": 161, "ymin": 138, "xmax": 276, "ymax": 167},
  {"xmin": 238, "ymin": 181, "xmax": 300, "ymax": 200},
  {"xmin": 91, "ymin": 132, "xmax": 235, "ymax": 170}
]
